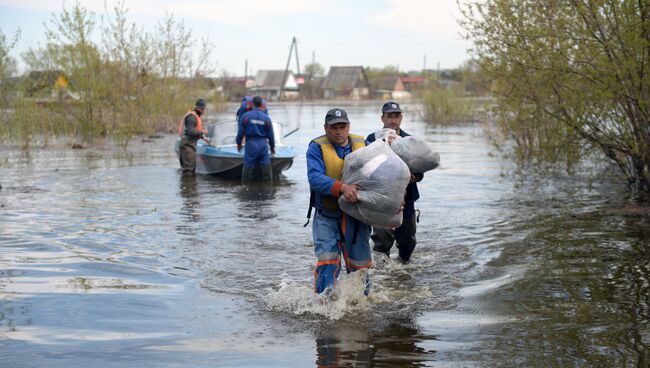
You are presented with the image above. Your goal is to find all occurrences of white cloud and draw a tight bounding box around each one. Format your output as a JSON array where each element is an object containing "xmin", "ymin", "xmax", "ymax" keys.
[{"xmin": 371, "ymin": 0, "xmax": 464, "ymax": 38}]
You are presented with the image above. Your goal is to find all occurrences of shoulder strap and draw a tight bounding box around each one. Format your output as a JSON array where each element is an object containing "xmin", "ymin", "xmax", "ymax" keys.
[{"xmin": 303, "ymin": 191, "xmax": 315, "ymax": 227}]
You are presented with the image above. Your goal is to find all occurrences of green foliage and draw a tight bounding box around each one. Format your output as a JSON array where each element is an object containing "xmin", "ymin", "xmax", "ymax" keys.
[
  {"xmin": 304, "ymin": 62, "xmax": 325, "ymax": 78},
  {"xmin": 461, "ymin": 0, "xmax": 650, "ymax": 191},
  {"xmin": 2, "ymin": 2, "xmax": 221, "ymax": 148},
  {"xmin": 364, "ymin": 65, "xmax": 401, "ymax": 80},
  {"xmin": 0, "ymin": 27, "xmax": 20, "ymax": 79},
  {"xmin": 417, "ymin": 82, "xmax": 480, "ymax": 124},
  {"xmin": 0, "ymin": 28, "xmax": 20, "ymax": 106}
]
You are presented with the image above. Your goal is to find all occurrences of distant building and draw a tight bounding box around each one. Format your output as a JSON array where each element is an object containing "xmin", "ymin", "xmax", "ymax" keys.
[
  {"xmin": 437, "ymin": 79, "xmax": 462, "ymax": 91},
  {"xmin": 322, "ymin": 66, "xmax": 370, "ymax": 100},
  {"xmin": 221, "ymin": 76, "xmax": 255, "ymax": 101},
  {"xmin": 400, "ymin": 76, "xmax": 426, "ymax": 92},
  {"xmin": 305, "ymin": 75, "xmax": 325, "ymax": 99},
  {"xmin": 370, "ymin": 76, "xmax": 411, "ymax": 100},
  {"xmin": 249, "ymin": 70, "xmax": 299, "ymax": 101},
  {"xmin": 24, "ymin": 70, "xmax": 69, "ymax": 99}
]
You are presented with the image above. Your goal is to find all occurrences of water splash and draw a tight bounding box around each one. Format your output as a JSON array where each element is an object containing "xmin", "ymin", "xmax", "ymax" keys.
[{"xmin": 265, "ymin": 270, "xmax": 373, "ymax": 320}]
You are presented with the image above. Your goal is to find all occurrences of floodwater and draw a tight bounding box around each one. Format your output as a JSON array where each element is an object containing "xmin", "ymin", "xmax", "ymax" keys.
[{"xmin": 1, "ymin": 101, "xmax": 649, "ymax": 367}]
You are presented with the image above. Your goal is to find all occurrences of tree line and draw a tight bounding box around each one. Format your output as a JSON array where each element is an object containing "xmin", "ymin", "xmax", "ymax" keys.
[
  {"xmin": 0, "ymin": 2, "xmax": 222, "ymax": 148},
  {"xmin": 461, "ymin": 0, "xmax": 650, "ymax": 192}
]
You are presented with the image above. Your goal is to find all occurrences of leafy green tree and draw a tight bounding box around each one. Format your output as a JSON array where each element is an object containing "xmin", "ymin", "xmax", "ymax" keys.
[
  {"xmin": 364, "ymin": 65, "xmax": 401, "ymax": 80},
  {"xmin": 461, "ymin": 0, "xmax": 650, "ymax": 191},
  {"xmin": 45, "ymin": 3, "xmax": 105, "ymax": 139},
  {"xmin": 304, "ymin": 62, "xmax": 324, "ymax": 78},
  {"xmin": 0, "ymin": 28, "xmax": 20, "ymax": 104},
  {"xmin": 8, "ymin": 1, "xmax": 219, "ymax": 147},
  {"xmin": 21, "ymin": 43, "xmax": 63, "ymax": 72}
]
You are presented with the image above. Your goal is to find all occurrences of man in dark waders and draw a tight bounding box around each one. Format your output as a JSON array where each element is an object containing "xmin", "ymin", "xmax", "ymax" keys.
[
  {"xmin": 178, "ymin": 98, "xmax": 207, "ymax": 175},
  {"xmin": 236, "ymin": 96, "xmax": 275, "ymax": 182},
  {"xmin": 366, "ymin": 101, "xmax": 424, "ymax": 263}
]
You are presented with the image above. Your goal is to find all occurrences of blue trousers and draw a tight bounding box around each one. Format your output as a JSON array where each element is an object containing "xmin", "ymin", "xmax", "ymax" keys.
[
  {"xmin": 243, "ymin": 138, "xmax": 270, "ymax": 168},
  {"xmin": 312, "ymin": 209, "xmax": 372, "ymax": 294}
]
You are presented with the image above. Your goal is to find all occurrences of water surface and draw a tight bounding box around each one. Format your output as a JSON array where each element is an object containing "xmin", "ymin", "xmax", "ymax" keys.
[{"xmin": 1, "ymin": 101, "xmax": 649, "ymax": 367}]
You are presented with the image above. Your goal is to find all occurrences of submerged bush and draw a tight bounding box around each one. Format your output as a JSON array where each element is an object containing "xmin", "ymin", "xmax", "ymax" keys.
[
  {"xmin": 417, "ymin": 83, "xmax": 482, "ymax": 125},
  {"xmin": 1, "ymin": 2, "xmax": 225, "ymax": 148}
]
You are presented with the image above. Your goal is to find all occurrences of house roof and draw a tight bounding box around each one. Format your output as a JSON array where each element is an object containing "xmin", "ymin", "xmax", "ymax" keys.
[
  {"xmin": 25, "ymin": 70, "xmax": 68, "ymax": 95},
  {"xmin": 322, "ymin": 66, "xmax": 369, "ymax": 91},
  {"xmin": 27, "ymin": 70, "xmax": 66, "ymax": 85},
  {"xmin": 400, "ymin": 76, "xmax": 425, "ymax": 84},
  {"xmin": 255, "ymin": 70, "xmax": 294, "ymax": 89},
  {"xmin": 371, "ymin": 76, "xmax": 403, "ymax": 91}
]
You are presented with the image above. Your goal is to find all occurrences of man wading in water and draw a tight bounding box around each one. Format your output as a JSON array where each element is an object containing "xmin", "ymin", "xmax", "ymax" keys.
[
  {"xmin": 305, "ymin": 108, "xmax": 372, "ymax": 296},
  {"xmin": 366, "ymin": 101, "xmax": 424, "ymax": 264},
  {"xmin": 178, "ymin": 99, "xmax": 207, "ymax": 175}
]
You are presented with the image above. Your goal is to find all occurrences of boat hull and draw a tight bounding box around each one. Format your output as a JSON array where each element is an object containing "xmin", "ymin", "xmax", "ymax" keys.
[{"xmin": 176, "ymin": 138, "xmax": 295, "ymax": 179}]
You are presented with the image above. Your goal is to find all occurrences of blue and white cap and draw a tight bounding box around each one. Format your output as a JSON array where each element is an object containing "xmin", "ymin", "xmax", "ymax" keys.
[
  {"xmin": 382, "ymin": 101, "xmax": 402, "ymax": 114},
  {"xmin": 324, "ymin": 108, "xmax": 350, "ymax": 125}
]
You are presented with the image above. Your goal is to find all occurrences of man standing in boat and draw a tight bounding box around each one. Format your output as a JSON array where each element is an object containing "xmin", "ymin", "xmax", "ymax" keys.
[
  {"xmin": 305, "ymin": 108, "xmax": 372, "ymax": 296},
  {"xmin": 236, "ymin": 95, "xmax": 269, "ymax": 121},
  {"xmin": 178, "ymin": 98, "xmax": 207, "ymax": 175},
  {"xmin": 237, "ymin": 96, "xmax": 275, "ymax": 181}
]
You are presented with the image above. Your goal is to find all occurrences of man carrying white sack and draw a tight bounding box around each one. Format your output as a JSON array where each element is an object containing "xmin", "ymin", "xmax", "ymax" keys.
[
  {"xmin": 305, "ymin": 108, "xmax": 372, "ymax": 295},
  {"xmin": 366, "ymin": 101, "xmax": 424, "ymax": 264}
]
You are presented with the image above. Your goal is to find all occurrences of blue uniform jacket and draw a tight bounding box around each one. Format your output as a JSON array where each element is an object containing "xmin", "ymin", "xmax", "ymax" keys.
[
  {"xmin": 367, "ymin": 129, "xmax": 423, "ymax": 218},
  {"xmin": 307, "ymin": 138, "xmax": 366, "ymax": 215},
  {"xmin": 237, "ymin": 109, "xmax": 275, "ymax": 150},
  {"xmin": 236, "ymin": 96, "xmax": 269, "ymax": 120}
]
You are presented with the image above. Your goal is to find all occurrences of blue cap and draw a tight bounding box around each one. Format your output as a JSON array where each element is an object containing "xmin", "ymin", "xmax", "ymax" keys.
[{"xmin": 382, "ymin": 101, "xmax": 402, "ymax": 114}]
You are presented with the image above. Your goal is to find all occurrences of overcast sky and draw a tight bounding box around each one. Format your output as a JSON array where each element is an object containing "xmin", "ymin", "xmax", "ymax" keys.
[{"xmin": 0, "ymin": 0, "xmax": 472, "ymax": 76}]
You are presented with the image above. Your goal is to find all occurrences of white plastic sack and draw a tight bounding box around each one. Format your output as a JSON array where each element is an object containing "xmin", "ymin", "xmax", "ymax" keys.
[
  {"xmin": 390, "ymin": 136, "xmax": 440, "ymax": 173},
  {"xmin": 374, "ymin": 128, "xmax": 400, "ymax": 143},
  {"xmin": 338, "ymin": 140, "xmax": 411, "ymax": 228},
  {"xmin": 373, "ymin": 128, "xmax": 440, "ymax": 173}
]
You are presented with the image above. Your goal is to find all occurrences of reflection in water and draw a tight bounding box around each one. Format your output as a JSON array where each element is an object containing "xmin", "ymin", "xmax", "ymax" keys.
[
  {"xmin": 478, "ymin": 185, "xmax": 650, "ymax": 366},
  {"xmin": 179, "ymin": 174, "xmax": 200, "ymax": 219},
  {"xmin": 314, "ymin": 320, "xmax": 430, "ymax": 368},
  {"xmin": 235, "ymin": 183, "xmax": 278, "ymax": 221},
  {"xmin": 177, "ymin": 174, "xmax": 200, "ymax": 237}
]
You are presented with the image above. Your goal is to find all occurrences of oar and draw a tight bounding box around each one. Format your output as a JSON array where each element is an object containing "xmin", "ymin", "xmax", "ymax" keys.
[{"xmin": 283, "ymin": 127, "xmax": 299, "ymax": 138}]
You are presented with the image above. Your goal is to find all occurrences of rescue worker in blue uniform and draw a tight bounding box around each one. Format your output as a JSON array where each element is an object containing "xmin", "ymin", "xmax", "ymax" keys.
[
  {"xmin": 237, "ymin": 96, "xmax": 275, "ymax": 181},
  {"xmin": 366, "ymin": 101, "xmax": 424, "ymax": 263},
  {"xmin": 236, "ymin": 95, "xmax": 269, "ymax": 121},
  {"xmin": 306, "ymin": 108, "xmax": 372, "ymax": 295}
]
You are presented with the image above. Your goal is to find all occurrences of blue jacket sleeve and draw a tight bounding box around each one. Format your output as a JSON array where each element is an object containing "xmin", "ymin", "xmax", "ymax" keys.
[
  {"xmin": 306, "ymin": 142, "xmax": 338, "ymax": 196},
  {"xmin": 236, "ymin": 116, "xmax": 245, "ymax": 145}
]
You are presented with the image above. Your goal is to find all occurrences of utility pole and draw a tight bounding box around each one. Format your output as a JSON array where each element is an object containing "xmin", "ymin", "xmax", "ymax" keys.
[
  {"xmin": 280, "ymin": 36, "xmax": 300, "ymax": 101},
  {"xmin": 423, "ymin": 54, "xmax": 427, "ymax": 81},
  {"xmin": 243, "ymin": 59, "xmax": 249, "ymax": 96}
]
